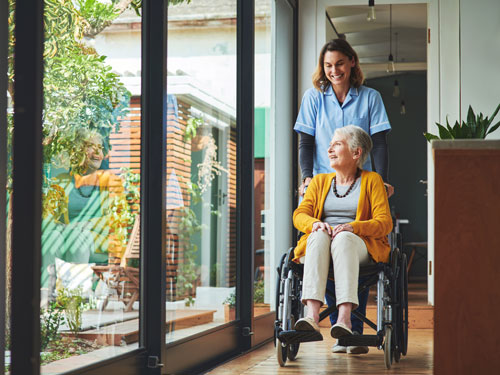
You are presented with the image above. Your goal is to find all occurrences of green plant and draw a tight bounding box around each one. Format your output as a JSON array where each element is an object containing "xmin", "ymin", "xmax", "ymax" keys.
[
  {"xmin": 223, "ymin": 292, "xmax": 236, "ymax": 309},
  {"xmin": 120, "ymin": 167, "xmax": 141, "ymax": 213},
  {"xmin": 184, "ymin": 117, "xmax": 203, "ymax": 142},
  {"xmin": 40, "ymin": 337, "xmax": 102, "ymax": 365},
  {"xmin": 56, "ymin": 287, "xmax": 85, "ymax": 336},
  {"xmin": 40, "ymin": 301, "xmax": 65, "ymax": 351},
  {"xmin": 223, "ymin": 280, "xmax": 266, "ymax": 308},
  {"xmin": 253, "ymin": 279, "xmax": 265, "ymax": 304},
  {"xmin": 424, "ymin": 104, "xmax": 500, "ymax": 142},
  {"xmin": 177, "ymin": 183, "xmax": 203, "ymax": 306}
]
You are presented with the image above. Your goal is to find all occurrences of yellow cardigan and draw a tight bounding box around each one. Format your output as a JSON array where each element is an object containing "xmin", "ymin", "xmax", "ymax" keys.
[{"xmin": 293, "ymin": 170, "xmax": 393, "ymax": 263}]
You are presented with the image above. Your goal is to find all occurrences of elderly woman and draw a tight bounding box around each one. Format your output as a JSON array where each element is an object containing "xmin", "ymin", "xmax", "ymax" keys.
[{"xmin": 293, "ymin": 125, "xmax": 392, "ymax": 339}]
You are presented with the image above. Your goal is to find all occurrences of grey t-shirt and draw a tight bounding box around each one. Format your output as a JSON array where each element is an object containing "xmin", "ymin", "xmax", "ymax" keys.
[{"xmin": 322, "ymin": 177, "xmax": 361, "ymax": 227}]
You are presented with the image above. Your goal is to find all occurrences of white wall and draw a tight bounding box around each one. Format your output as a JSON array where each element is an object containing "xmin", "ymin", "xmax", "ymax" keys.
[
  {"xmin": 426, "ymin": 0, "xmax": 500, "ymax": 304},
  {"xmin": 94, "ymin": 25, "xmax": 272, "ymax": 109},
  {"xmin": 460, "ymin": 0, "xmax": 500, "ymax": 138},
  {"xmin": 268, "ymin": 0, "xmax": 294, "ymax": 309}
]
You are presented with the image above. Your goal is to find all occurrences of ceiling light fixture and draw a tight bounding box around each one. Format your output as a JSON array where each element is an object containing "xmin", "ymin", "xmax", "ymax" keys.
[
  {"xmin": 387, "ymin": 5, "xmax": 395, "ymax": 73},
  {"xmin": 400, "ymin": 100, "xmax": 406, "ymax": 115},
  {"xmin": 392, "ymin": 32, "xmax": 400, "ymax": 97},
  {"xmin": 393, "ymin": 79, "xmax": 400, "ymax": 97},
  {"xmin": 367, "ymin": 0, "xmax": 376, "ymax": 22}
]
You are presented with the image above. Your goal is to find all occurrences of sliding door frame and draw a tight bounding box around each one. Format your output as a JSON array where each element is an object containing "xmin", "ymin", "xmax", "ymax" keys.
[{"xmin": 9, "ymin": 0, "xmax": 167, "ymax": 374}]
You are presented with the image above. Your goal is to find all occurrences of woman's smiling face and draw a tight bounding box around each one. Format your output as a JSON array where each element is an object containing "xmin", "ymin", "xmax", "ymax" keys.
[
  {"xmin": 328, "ymin": 132, "xmax": 357, "ymax": 170},
  {"xmin": 85, "ymin": 136, "xmax": 104, "ymax": 172},
  {"xmin": 323, "ymin": 50, "xmax": 355, "ymax": 88}
]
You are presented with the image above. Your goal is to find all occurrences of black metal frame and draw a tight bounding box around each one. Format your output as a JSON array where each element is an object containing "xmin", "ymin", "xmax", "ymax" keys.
[
  {"xmin": 140, "ymin": 0, "xmax": 167, "ymax": 373},
  {"xmin": 290, "ymin": 0, "xmax": 299, "ymax": 246},
  {"xmin": 7, "ymin": 0, "xmax": 169, "ymax": 373},
  {"xmin": 0, "ymin": 0, "xmax": 8, "ymax": 373},
  {"xmin": 10, "ymin": 0, "xmax": 44, "ymax": 373},
  {"xmin": 236, "ymin": 0, "xmax": 255, "ymax": 351}
]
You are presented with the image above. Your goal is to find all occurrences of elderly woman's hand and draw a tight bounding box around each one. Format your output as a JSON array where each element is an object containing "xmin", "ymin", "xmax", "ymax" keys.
[
  {"xmin": 311, "ymin": 221, "xmax": 332, "ymax": 236},
  {"xmin": 331, "ymin": 223, "xmax": 354, "ymax": 239}
]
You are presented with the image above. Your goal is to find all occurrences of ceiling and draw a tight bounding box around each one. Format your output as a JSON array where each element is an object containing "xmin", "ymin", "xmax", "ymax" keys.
[{"xmin": 326, "ymin": 4, "xmax": 427, "ymax": 79}]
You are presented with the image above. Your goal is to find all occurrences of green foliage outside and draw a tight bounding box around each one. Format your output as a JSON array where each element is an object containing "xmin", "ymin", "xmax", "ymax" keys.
[
  {"xmin": 56, "ymin": 287, "xmax": 86, "ymax": 336},
  {"xmin": 424, "ymin": 104, "xmax": 500, "ymax": 142},
  {"xmin": 7, "ymin": 0, "xmax": 131, "ymax": 177},
  {"xmin": 223, "ymin": 280, "xmax": 266, "ymax": 308},
  {"xmin": 177, "ymin": 182, "xmax": 203, "ymax": 306},
  {"xmin": 40, "ymin": 301, "xmax": 65, "ymax": 351},
  {"xmin": 5, "ymin": 0, "xmax": 193, "ymax": 369},
  {"xmin": 40, "ymin": 338, "xmax": 101, "ymax": 365},
  {"xmin": 184, "ymin": 117, "xmax": 203, "ymax": 142}
]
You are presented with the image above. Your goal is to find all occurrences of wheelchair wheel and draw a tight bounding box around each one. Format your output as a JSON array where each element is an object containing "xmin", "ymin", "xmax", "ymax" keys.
[
  {"xmin": 275, "ymin": 252, "xmax": 288, "ymax": 324},
  {"xmin": 287, "ymin": 342, "xmax": 300, "ymax": 362},
  {"xmin": 277, "ymin": 339, "xmax": 288, "ymax": 367},
  {"xmin": 384, "ymin": 325, "xmax": 393, "ymax": 369},
  {"xmin": 287, "ymin": 298, "xmax": 302, "ymax": 361},
  {"xmin": 400, "ymin": 253, "xmax": 409, "ymax": 356}
]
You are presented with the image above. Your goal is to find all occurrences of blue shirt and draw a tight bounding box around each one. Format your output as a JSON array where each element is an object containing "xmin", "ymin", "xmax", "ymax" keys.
[{"xmin": 294, "ymin": 85, "xmax": 391, "ymax": 174}]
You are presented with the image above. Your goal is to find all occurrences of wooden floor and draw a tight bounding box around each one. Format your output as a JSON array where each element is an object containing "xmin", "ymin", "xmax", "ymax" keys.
[
  {"xmin": 207, "ymin": 328, "xmax": 433, "ymax": 374},
  {"xmin": 208, "ymin": 283, "xmax": 433, "ymax": 374}
]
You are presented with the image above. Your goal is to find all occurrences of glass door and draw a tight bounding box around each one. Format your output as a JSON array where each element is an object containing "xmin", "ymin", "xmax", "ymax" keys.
[
  {"xmin": 39, "ymin": 1, "xmax": 143, "ymax": 372},
  {"xmin": 8, "ymin": 0, "xmax": 167, "ymax": 374},
  {"xmin": 1, "ymin": 1, "xmax": 10, "ymax": 373},
  {"xmin": 164, "ymin": 0, "xmax": 238, "ymax": 343}
]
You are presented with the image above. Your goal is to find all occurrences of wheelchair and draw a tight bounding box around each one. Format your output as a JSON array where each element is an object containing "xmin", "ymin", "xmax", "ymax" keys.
[{"xmin": 274, "ymin": 231, "xmax": 408, "ymax": 369}]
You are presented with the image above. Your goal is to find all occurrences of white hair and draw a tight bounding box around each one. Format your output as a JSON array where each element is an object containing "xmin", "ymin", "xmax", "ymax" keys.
[{"xmin": 334, "ymin": 125, "xmax": 373, "ymax": 167}]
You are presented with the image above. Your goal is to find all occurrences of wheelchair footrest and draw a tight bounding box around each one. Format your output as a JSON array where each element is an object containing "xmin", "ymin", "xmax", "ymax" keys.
[
  {"xmin": 278, "ymin": 330, "xmax": 323, "ymax": 344},
  {"xmin": 338, "ymin": 334, "xmax": 381, "ymax": 347}
]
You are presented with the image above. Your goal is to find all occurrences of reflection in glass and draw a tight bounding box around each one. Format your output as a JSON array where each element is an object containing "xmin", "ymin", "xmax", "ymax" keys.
[
  {"xmin": 4, "ymin": 1, "xmax": 14, "ymax": 373},
  {"xmin": 39, "ymin": 1, "xmax": 141, "ymax": 372},
  {"xmin": 165, "ymin": 1, "xmax": 237, "ymax": 343},
  {"xmin": 254, "ymin": 1, "xmax": 272, "ymax": 318}
]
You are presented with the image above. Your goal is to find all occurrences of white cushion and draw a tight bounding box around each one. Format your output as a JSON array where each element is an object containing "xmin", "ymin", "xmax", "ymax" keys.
[{"xmin": 55, "ymin": 258, "xmax": 95, "ymax": 297}]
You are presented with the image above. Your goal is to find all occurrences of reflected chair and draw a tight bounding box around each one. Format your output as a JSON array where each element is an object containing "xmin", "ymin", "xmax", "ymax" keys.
[{"xmin": 92, "ymin": 216, "xmax": 140, "ymax": 312}]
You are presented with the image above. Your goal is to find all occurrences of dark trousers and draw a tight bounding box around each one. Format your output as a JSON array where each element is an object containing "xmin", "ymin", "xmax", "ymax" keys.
[{"xmin": 325, "ymin": 277, "xmax": 370, "ymax": 334}]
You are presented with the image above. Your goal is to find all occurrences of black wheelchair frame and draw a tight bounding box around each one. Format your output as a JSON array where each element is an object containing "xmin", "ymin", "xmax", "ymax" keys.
[{"xmin": 274, "ymin": 232, "xmax": 408, "ymax": 369}]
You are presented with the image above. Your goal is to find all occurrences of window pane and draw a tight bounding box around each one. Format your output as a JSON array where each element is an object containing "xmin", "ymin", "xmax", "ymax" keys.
[
  {"xmin": 3, "ymin": 1, "xmax": 14, "ymax": 373},
  {"xmin": 166, "ymin": 0, "xmax": 237, "ymax": 343},
  {"xmin": 40, "ymin": 2, "xmax": 141, "ymax": 371},
  {"xmin": 254, "ymin": 0, "xmax": 272, "ymax": 318}
]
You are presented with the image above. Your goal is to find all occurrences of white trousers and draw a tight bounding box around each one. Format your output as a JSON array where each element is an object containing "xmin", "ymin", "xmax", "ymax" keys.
[{"xmin": 301, "ymin": 230, "xmax": 372, "ymax": 308}]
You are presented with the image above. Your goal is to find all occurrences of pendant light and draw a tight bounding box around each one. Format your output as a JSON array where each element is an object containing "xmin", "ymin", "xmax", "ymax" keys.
[
  {"xmin": 386, "ymin": 5, "xmax": 395, "ymax": 73},
  {"xmin": 393, "ymin": 79, "xmax": 400, "ymax": 97},
  {"xmin": 392, "ymin": 32, "xmax": 400, "ymax": 97},
  {"xmin": 367, "ymin": 0, "xmax": 376, "ymax": 22},
  {"xmin": 400, "ymin": 100, "xmax": 406, "ymax": 115}
]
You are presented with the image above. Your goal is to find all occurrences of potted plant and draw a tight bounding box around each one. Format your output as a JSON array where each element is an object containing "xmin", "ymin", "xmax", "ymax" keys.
[
  {"xmin": 223, "ymin": 293, "xmax": 236, "ymax": 322},
  {"xmin": 222, "ymin": 280, "xmax": 270, "ymax": 322},
  {"xmin": 424, "ymin": 104, "xmax": 500, "ymax": 142},
  {"xmin": 427, "ymin": 104, "xmax": 500, "ymax": 371}
]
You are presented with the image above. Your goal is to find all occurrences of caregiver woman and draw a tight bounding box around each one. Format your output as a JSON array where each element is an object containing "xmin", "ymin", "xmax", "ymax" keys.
[
  {"xmin": 294, "ymin": 38, "xmax": 393, "ymax": 354},
  {"xmin": 295, "ymin": 38, "xmax": 393, "ymax": 197}
]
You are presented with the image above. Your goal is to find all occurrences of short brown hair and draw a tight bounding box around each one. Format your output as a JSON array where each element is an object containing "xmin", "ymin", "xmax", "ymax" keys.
[{"xmin": 312, "ymin": 39, "xmax": 364, "ymax": 92}]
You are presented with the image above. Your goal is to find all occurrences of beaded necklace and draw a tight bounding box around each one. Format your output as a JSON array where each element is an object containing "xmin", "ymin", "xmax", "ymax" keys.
[
  {"xmin": 76, "ymin": 184, "xmax": 98, "ymax": 199},
  {"xmin": 333, "ymin": 169, "xmax": 360, "ymax": 198}
]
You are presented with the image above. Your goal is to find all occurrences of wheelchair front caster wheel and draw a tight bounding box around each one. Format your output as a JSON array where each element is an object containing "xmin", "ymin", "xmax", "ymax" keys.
[
  {"xmin": 384, "ymin": 326, "xmax": 393, "ymax": 369},
  {"xmin": 276, "ymin": 340, "xmax": 288, "ymax": 367}
]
